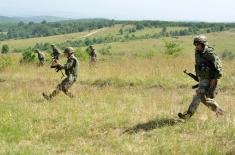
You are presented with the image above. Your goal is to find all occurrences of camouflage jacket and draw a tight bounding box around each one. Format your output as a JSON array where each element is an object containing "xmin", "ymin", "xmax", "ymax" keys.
[
  {"xmin": 37, "ymin": 52, "xmax": 45, "ymax": 60},
  {"xmin": 87, "ymin": 48, "xmax": 97, "ymax": 58},
  {"xmin": 195, "ymin": 46, "xmax": 223, "ymax": 80},
  {"xmin": 63, "ymin": 54, "xmax": 79, "ymax": 79},
  {"xmin": 52, "ymin": 48, "xmax": 61, "ymax": 59}
]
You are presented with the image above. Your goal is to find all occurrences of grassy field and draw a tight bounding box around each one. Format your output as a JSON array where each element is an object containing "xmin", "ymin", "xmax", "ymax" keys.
[
  {"xmin": 0, "ymin": 30, "xmax": 235, "ymax": 154},
  {"xmin": 0, "ymin": 25, "xmax": 197, "ymax": 50}
]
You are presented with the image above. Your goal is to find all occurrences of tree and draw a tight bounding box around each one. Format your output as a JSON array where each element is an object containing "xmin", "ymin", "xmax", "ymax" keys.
[
  {"xmin": 119, "ymin": 28, "xmax": 123, "ymax": 35},
  {"xmin": 162, "ymin": 26, "xmax": 167, "ymax": 33},
  {"xmin": 136, "ymin": 23, "xmax": 144, "ymax": 30},
  {"xmin": 28, "ymin": 21, "xmax": 34, "ymax": 25},
  {"xmin": 1, "ymin": 44, "xmax": 9, "ymax": 54},
  {"xmin": 41, "ymin": 20, "xmax": 47, "ymax": 24},
  {"xmin": 18, "ymin": 21, "xmax": 25, "ymax": 26},
  {"xmin": 84, "ymin": 38, "xmax": 92, "ymax": 46}
]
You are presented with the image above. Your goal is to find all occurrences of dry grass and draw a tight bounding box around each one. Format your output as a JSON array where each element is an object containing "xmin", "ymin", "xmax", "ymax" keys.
[{"xmin": 0, "ymin": 31, "xmax": 235, "ymax": 154}]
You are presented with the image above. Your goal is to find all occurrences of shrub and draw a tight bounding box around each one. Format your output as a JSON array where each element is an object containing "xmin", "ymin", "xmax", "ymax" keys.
[
  {"xmin": 20, "ymin": 50, "xmax": 36, "ymax": 63},
  {"xmin": 98, "ymin": 46, "xmax": 112, "ymax": 56},
  {"xmin": 34, "ymin": 42, "xmax": 51, "ymax": 51},
  {"xmin": 164, "ymin": 40, "xmax": 182, "ymax": 56},
  {"xmin": 1, "ymin": 44, "xmax": 9, "ymax": 54},
  {"xmin": 74, "ymin": 48, "xmax": 89, "ymax": 61},
  {"xmin": 222, "ymin": 49, "xmax": 235, "ymax": 60}
]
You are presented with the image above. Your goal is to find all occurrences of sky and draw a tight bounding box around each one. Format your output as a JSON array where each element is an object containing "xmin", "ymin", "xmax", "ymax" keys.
[{"xmin": 0, "ymin": 0, "xmax": 235, "ymax": 22}]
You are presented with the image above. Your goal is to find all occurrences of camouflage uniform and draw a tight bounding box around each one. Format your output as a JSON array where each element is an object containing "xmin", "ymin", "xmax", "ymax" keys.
[
  {"xmin": 35, "ymin": 49, "xmax": 45, "ymax": 66},
  {"xmin": 51, "ymin": 44, "xmax": 61, "ymax": 61},
  {"xmin": 179, "ymin": 36, "xmax": 224, "ymax": 119},
  {"xmin": 43, "ymin": 47, "xmax": 79, "ymax": 100},
  {"xmin": 88, "ymin": 45, "xmax": 97, "ymax": 62}
]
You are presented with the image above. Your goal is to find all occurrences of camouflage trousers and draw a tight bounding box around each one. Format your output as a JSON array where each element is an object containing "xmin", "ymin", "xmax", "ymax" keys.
[
  {"xmin": 39, "ymin": 59, "xmax": 45, "ymax": 66},
  {"xmin": 90, "ymin": 57, "xmax": 97, "ymax": 62},
  {"xmin": 89, "ymin": 57, "xmax": 97, "ymax": 68},
  {"xmin": 49, "ymin": 76, "xmax": 76, "ymax": 99},
  {"xmin": 187, "ymin": 79, "xmax": 221, "ymax": 116}
]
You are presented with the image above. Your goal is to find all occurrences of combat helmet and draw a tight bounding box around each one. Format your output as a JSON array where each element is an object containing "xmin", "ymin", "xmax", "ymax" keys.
[
  {"xmin": 193, "ymin": 35, "xmax": 208, "ymax": 46},
  {"xmin": 64, "ymin": 47, "xmax": 74, "ymax": 54}
]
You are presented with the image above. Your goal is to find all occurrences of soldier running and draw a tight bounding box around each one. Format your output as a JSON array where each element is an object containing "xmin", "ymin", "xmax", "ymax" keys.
[{"xmin": 178, "ymin": 35, "xmax": 224, "ymax": 119}]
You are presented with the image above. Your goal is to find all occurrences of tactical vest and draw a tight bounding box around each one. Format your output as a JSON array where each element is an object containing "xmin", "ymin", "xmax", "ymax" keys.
[
  {"xmin": 195, "ymin": 47, "xmax": 222, "ymax": 80},
  {"xmin": 65, "ymin": 55, "xmax": 79, "ymax": 78}
]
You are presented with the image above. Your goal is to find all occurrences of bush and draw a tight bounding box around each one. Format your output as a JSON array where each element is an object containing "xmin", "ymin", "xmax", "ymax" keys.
[
  {"xmin": 13, "ymin": 48, "xmax": 22, "ymax": 53},
  {"xmin": 34, "ymin": 42, "xmax": 51, "ymax": 51},
  {"xmin": 98, "ymin": 46, "xmax": 112, "ymax": 56},
  {"xmin": 222, "ymin": 49, "xmax": 235, "ymax": 60},
  {"xmin": 1, "ymin": 44, "xmax": 9, "ymax": 54},
  {"xmin": 74, "ymin": 48, "xmax": 89, "ymax": 61},
  {"xmin": 0, "ymin": 55, "xmax": 13, "ymax": 70},
  {"xmin": 20, "ymin": 50, "xmax": 36, "ymax": 63},
  {"xmin": 164, "ymin": 40, "xmax": 182, "ymax": 56}
]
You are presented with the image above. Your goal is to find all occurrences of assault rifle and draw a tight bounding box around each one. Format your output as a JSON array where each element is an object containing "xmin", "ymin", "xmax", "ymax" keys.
[
  {"xmin": 183, "ymin": 69, "xmax": 199, "ymax": 89},
  {"xmin": 51, "ymin": 64, "xmax": 65, "ymax": 78}
]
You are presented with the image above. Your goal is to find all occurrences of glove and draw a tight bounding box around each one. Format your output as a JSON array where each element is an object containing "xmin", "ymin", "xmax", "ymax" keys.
[{"xmin": 55, "ymin": 64, "xmax": 63, "ymax": 71}]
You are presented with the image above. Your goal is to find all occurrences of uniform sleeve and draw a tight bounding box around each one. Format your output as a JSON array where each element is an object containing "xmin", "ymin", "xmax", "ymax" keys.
[
  {"xmin": 194, "ymin": 52, "xmax": 199, "ymax": 77},
  {"xmin": 57, "ymin": 49, "xmax": 61, "ymax": 54},
  {"xmin": 206, "ymin": 51, "xmax": 223, "ymax": 79}
]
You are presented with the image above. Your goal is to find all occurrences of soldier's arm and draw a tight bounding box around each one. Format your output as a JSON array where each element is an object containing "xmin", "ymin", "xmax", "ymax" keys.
[
  {"xmin": 206, "ymin": 51, "xmax": 223, "ymax": 79},
  {"xmin": 194, "ymin": 52, "xmax": 199, "ymax": 78},
  {"xmin": 56, "ymin": 48, "xmax": 61, "ymax": 54}
]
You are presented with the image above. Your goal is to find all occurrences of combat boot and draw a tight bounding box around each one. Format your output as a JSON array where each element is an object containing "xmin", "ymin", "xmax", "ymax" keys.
[
  {"xmin": 216, "ymin": 108, "xmax": 224, "ymax": 116},
  {"xmin": 42, "ymin": 92, "xmax": 51, "ymax": 100},
  {"xmin": 178, "ymin": 112, "xmax": 192, "ymax": 119}
]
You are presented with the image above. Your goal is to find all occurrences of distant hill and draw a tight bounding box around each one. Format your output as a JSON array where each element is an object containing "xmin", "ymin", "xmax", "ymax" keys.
[{"xmin": 0, "ymin": 16, "xmax": 71, "ymax": 23}]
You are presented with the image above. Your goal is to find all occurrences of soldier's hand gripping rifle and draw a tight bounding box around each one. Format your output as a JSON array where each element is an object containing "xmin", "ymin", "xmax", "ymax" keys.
[
  {"xmin": 183, "ymin": 69, "xmax": 199, "ymax": 89},
  {"xmin": 51, "ymin": 64, "xmax": 65, "ymax": 78}
]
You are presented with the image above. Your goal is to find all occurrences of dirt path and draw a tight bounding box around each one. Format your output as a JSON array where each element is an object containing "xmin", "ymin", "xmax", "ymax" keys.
[{"xmin": 79, "ymin": 28, "xmax": 105, "ymax": 39}]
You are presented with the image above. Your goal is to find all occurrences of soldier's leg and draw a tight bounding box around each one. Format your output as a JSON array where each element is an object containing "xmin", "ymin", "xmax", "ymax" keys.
[
  {"xmin": 61, "ymin": 78, "xmax": 75, "ymax": 98},
  {"xmin": 187, "ymin": 94, "xmax": 202, "ymax": 116},
  {"xmin": 39, "ymin": 61, "xmax": 43, "ymax": 66},
  {"xmin": 201, "ymin": 96, "xmax": 224, "ymax": 116},
  {"xmin": 49, "ymin": 86, "xmax": 61, "ymax": 98},
  {"xmin": 63, "ymin": 89, "xmax": 74, "ymax": 98},
  {"xmin": 41, "ymin": 59, "xmax": 45, "ymax": 66},
  {"xmin": 42, "ymin": 79, "xmax": 66, "ymax": 100},
  {"xmin": 179, "ymin": 93, "xmax": 201, "ymax": 119},
  {"xmin": 179, "ymin": 80, "xmax": 209, "ymax": 119}
]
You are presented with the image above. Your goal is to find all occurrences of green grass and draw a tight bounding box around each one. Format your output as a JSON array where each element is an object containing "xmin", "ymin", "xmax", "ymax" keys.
[
  {"xmin": 0, "ymin": 29, "xmax": 101, "ymax": 49},
  {"xmin": 0, "ymin": 30, "xmax": 235, "ymax": 154},
  {"xmin": 131, "ymin": 26, "xmax": 188, "ymax": 36},
  {"xmin": 0, "ymin": 25, "xmax": 196, "ymax": 50}
]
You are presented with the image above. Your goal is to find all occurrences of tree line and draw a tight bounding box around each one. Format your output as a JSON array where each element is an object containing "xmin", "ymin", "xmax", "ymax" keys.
[
  {"xmin": 0, "ymin": 19, "xmax": 235, "ymax": 41},
  {"xmin": 0, "ymin": 19, "xmax": 116, "ymax": 41}
]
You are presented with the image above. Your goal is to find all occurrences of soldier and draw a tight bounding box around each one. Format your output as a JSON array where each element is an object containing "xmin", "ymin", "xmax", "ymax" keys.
[
  {"xmin": 87, "ymin": 45, "xmax": 97, "ymax": 62},
  {"xmin": 178, "ymin": 35, "xmax": 224, "ymax": 119},
  {"xmin": 51, "ymin": 44, "xmax": 61, "ymax": 66},
  {"xmin": 43, "ymin": 47, "xmax": 79, "ymax": 100},
  {"xmin": 34, "ymin": 49, "xmax": 45, "ymax": 66}
]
